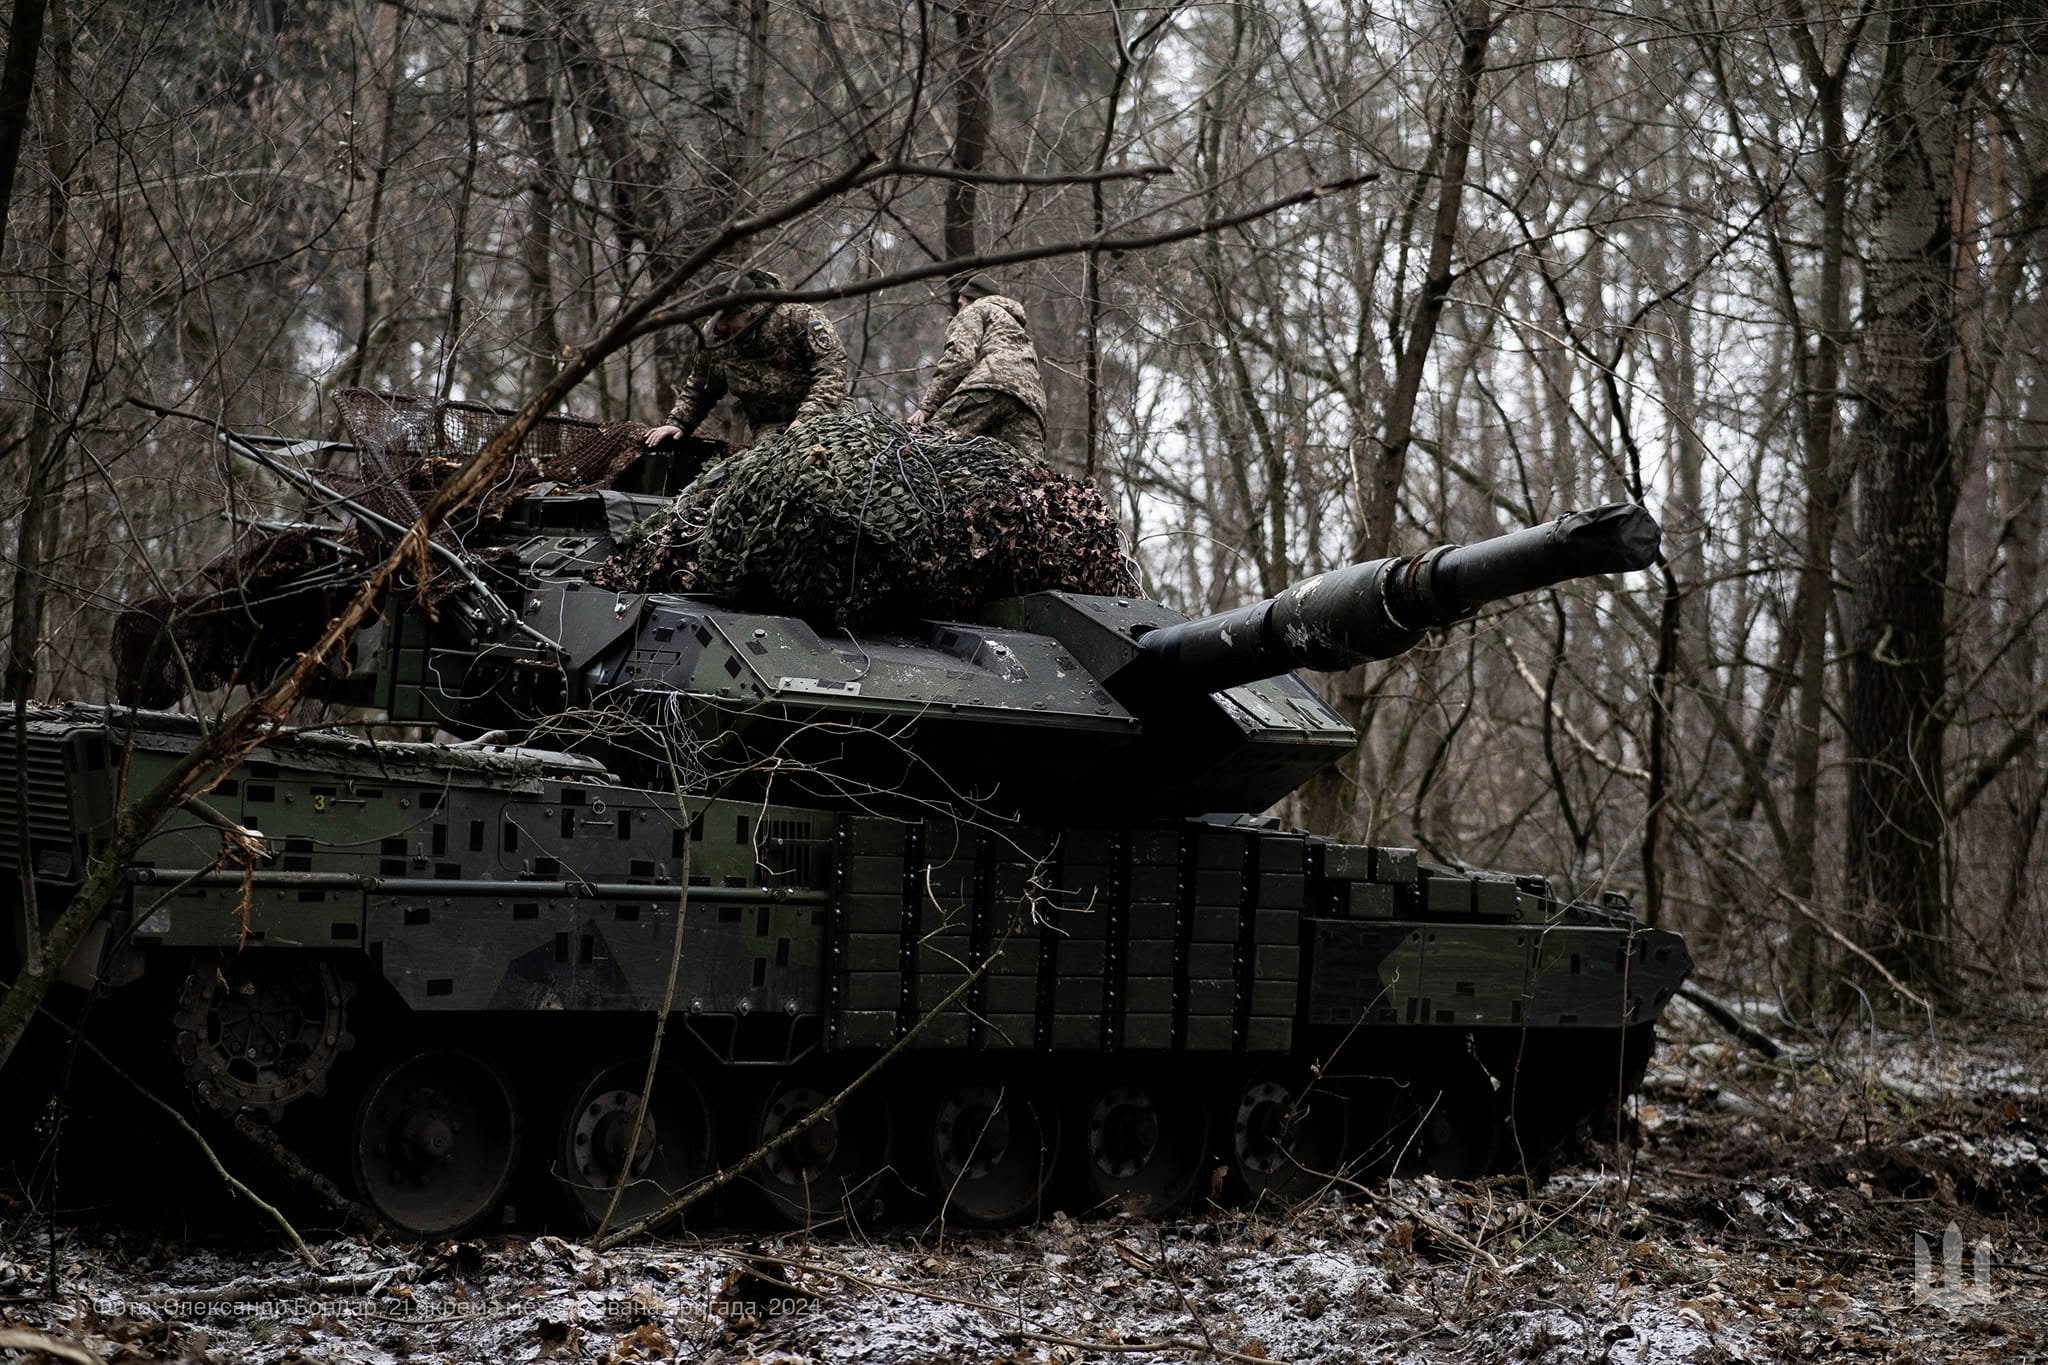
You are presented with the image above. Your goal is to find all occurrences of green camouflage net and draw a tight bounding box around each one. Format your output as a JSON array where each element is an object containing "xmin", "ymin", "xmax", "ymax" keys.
[{"xmin": 595, "ymin": 409, "xmax": 1139, "ymax": 621}]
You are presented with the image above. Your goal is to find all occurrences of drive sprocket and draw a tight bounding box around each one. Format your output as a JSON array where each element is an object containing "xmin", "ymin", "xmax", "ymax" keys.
[{"xmin": 174, "ymin": 955, "xmax": 354, "ymax": 1118}]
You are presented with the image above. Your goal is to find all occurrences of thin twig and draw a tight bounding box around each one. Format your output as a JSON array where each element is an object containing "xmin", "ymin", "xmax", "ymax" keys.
[
  {"xmin": 37, "ymin": 1008, "xmax": 321, "ymax": 1269},
  {"xmin": 595, "ymin": 957, "xmax": 994, "ymax": 1249},
  {"xmin": 732, "ymin": 1254, "xmax": 1283, "ymax": 1364},
  {"xmin": 631, "ymin": 171, "xmax": 1382, "ymax": 336},
  {"xmin": 1152, "ymin": 1223, "xmax": 1223, "ymax": 1360},
  {"xmin": 727, "ymin": 1251, "xmax": 996, "ymax": 1315},
  {"xmin": 593, "ymin": 798, "xmax": 693, "ymax": 1239},
  {"xmin": 1320, "ymin": 1166, "xmax": 1504, "ymax": 1273},
  {"xmin": 1670, "ymin": 819, "xmax": 1935, "ymax": 1015}
]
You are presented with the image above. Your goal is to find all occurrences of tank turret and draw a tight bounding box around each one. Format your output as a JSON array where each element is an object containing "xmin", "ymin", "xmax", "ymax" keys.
[
  {"xmin": 541, "ymin": 504, "xmax": 1662, "ymax": 819},
  {"xmin": 119, "ymin": 406, "xmax": 1660, "ymax": 823}
]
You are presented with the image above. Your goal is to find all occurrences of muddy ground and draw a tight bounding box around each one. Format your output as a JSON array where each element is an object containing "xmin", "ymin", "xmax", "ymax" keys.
[{"xmin": 3, "ymin": 994, "xmax": 2044, "ymax": 1364}]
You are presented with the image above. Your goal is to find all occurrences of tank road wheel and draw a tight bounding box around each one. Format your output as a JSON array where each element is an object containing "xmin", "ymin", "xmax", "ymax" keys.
[
  {"xmin": 1399, "ymin": 1071, "xmax": 1503, "ymax": 1179},
  {"xmin": 174, "ymin": 956, "xmax": 354, "ymax": 1117},
  {"xmin": 558, "ymin": 1061, "xmax": 714, "ymax": 1231},
  {"xmin": 918, "ymin": 1077, "xmax": 1061, "ymax": 1227},
  {"xmin": 353, "ymin": 1050, "xmax": 519, "ymax": 1236},
  {"xmin": 1076, "ymin": 1074, "xmax": 1208, "ymax": 1216},
  {"xmin": 1228, "ymin": 1075, "xmax": 1349, "ymax": 1206},
  {"xmin": 750, "ymin": 1082, "xmax": 889, "ymax": 1226}
]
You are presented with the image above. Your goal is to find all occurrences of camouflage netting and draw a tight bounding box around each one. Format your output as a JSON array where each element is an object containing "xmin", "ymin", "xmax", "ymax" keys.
[
  {"xmin": 327, "ymin": 388, "xmax": 672, "ymax": 526},
  {"xmin": 594, "ymin": 408, "xmax": 1139, "ymax": 621},
  {"xmin": 113, "ymin": 526, "xmax": 359, "ymax": 710},
  {"xmin": 114, "ymin": 396, "xmax": 1133, "ymax": 706},
  {"xmin": 114, "ymin": 391, "xmax": 682, "ymax": 708}
]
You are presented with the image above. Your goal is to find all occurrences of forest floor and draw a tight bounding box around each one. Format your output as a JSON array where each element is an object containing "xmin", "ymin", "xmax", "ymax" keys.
[{"xmin": 2, "ymin": 994, "xmax": 2044, "ymax": 1365}]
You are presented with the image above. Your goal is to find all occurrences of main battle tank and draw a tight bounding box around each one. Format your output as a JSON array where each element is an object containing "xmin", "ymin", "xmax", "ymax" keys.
[{"xmin": 2, "ymin": 394, "xmax": 1690, "ymax": 1236}]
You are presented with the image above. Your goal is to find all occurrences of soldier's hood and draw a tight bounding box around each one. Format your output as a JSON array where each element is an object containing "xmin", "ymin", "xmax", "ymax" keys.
[{"xmin": 987, "ymin": 296, "xmax": 1028, "ymax": 326}]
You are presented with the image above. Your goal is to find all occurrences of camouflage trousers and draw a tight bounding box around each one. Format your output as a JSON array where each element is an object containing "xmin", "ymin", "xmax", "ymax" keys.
[
  {"xmin": 931, "ymin": 390, "xmax": 1046, "ymax": 462},
  {"xmin": 735, "ymin": 409, "xmax": 792, "ymax": 445}
]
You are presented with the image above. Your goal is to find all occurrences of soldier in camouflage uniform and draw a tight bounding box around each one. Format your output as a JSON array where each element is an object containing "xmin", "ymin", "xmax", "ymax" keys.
[
  {"xmin": 907, "ymin": 275, "xmax": 1047, "ymax": 461},
  {"xmin": 644, "ymin": 268, "xmax": 851, "ymax": 448}
]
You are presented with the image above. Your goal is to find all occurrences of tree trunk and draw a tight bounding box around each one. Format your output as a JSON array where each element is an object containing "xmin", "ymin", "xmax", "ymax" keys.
[
  {"xmin": 1785, "ymin": 50, "xmax": 1855, "ymax": 1008},
  {"xmin": 0, "ymin": 0, "xmax": 49, "ymax": 260},
  {"xmin": 5, "ymin": 0, "xmax": 71, "ymax": 986},
  {"xmin": 1843, "ymin": 7, "xmax": 1982, "ymax": 993},
  {"xmin": 339, "ymin": 5, "xmax": 404, "ymax": 392},
  {"xmin": 1357, "ymin": 0, "xmax": 1491, "ymax": 556},
  {"xmin": 1306, "ymin": 0, "xmax": 1491, "ymax": 839},
  {"xmin": 434, "ymin": 0, "xmax": 489, "ymax": 400},
  {"xmin": 519, "ymin": 5, "xmax": 562, "ymax": 391},
  {"xmin": 942, "ymin": 0, "xmax": 990, "ymax": 270}
]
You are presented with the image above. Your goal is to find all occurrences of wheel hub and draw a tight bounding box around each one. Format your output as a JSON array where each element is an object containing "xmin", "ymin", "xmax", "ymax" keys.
[
  {"xmin": 922, "ymin": 1079, "xmax": 1052, "ymax": 1227},
  {"xmin": 1235, "ymin": 1081, "xmax": 1294, "ymax": 1175},
  {"xmin": 936, "ymin": 1089, "xmax": 1012, "ymax": 1179},
  {"xmin": 575, "ymin": 1091, "xmax": 659, "ymax": 1180},
  {"xmin": 354, "ymin": 1050, "xmax": 518, "ymax": 1235},
  {"xmin": 1088, "ymin": 1086, "xmax": 1160, "ymax": 1179},
  {"xmin": 1411, "ymin": 1075, "xmax": 1500, "ymax": 1179},
  {"xmin": 753, "ymin": 1080, "xmax": 889, "ymax": 1225},
  {"xmin": 558, "ymin": 1063, "xmax": 712, "ymax": 1230},
  {"xmin": 401, "ymin": 1108, "xmax": 457, "ymax": 1166},
  {"xmin": 762, "ymin": 1088, "xmax": 837, "ymax": 1184}
]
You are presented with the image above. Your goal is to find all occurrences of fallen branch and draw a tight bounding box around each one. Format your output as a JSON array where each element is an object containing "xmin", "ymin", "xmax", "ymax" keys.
[
  {"xmin": 0, "ymin": 1328, "xmax": 103, "ymax": 1365},
  {"xmin": 1677, "ymin": 983, "xmax": 1787, "ymax": 1061},
  {"xmin": 228, "ymin": 1113, "xmax": 385, "ymax": 1234},
  {"xmin": 36, "ymin": 1007, "xmax": 321, "ymax": 1269},
  {"xmin": 141, "ymin": 1268, "xmax": 417, "ymax": 1305}
]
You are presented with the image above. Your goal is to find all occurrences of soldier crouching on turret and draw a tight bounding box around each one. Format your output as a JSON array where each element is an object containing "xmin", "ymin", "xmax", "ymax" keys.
[
  {"xmin": 907, "ymin": 274, "xmax": 1048, "ymax": 461},
  {"xmin": 644, "ymin": 268, "xmax": 851, "ymax": 449}
]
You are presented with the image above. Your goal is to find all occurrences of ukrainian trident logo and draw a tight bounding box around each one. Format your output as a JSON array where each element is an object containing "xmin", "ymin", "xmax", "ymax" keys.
[{"xmin": 1912, "ymin": 1223, "xmax": 1994, "ymax": 1307}]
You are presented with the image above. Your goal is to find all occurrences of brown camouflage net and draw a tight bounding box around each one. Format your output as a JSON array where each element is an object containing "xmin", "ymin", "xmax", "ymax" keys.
[
  {"xmin": 332, "ymin": 388, "xmax": 606, "ymax": 485},
  {"xmin": 594, "ymin": 408, "xmax": 1139, "ymax": 621},
  {"xmin": 114, "ymin": 527, "xmax": 358, "ymax": 709},
  {"xmin": 329, "ymin": 388, "xmax": 667, "ymax": 525},
  {"xmin": 115, "ymin": 391, "xmax": 669, "ymax": 707}
]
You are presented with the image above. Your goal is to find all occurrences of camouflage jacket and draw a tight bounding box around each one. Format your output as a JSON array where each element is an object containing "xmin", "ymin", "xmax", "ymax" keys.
[
  {"xmin": 915, "ymin": 296, "xmax": 1046, "ymax": 422},
  {"xmin": 668, "ymin": 303, "xmax": 851, "ymax": 433}
]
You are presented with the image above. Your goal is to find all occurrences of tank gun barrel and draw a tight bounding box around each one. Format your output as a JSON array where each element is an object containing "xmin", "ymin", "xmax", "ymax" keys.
[{"xmin": 1131, "ymin": 503, "xmax": 1660, "ymax": 695}]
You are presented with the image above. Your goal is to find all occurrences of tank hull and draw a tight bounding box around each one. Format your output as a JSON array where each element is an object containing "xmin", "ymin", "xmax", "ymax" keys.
[{"xmin": 6, "ymin": 706, "xmax": 1688, "ymax": 1232}]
